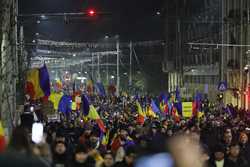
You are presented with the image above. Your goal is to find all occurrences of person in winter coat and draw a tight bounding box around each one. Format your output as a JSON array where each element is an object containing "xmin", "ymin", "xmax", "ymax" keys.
[
  {"xmin": 209, "ymin": 143, "xmax": 226, "ymax": 167},
  {"xmin": 70, "ymin": 144, "xmax": 96, "ymax": 167},
  {"xmin": 239, "ymin": 132, "xmax": 250, "ymax": 162},
  {"xmin": 52, "ymin": 141, "xmax": 70, "ymax": 167},
  {"xmin": 96, "ymin": 150, "xmax": 114, "ymax": 167},
  {"xmin": 113, "ymin": 146, "xmax": 137, "ymax": 167},
  {"xmin": 224, "ymin": 143, "xmax": 248, "ymax": 167}
]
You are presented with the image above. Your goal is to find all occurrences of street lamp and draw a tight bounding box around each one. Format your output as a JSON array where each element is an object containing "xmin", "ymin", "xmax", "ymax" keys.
[{"xmin": 41, "ymin": 15, "xmax": 46, "ymax": 19}]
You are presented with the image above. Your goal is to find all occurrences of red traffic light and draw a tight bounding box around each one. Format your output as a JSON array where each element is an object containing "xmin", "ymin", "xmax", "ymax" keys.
[{"xmin": 88, "ymin": 9, "xmax": 96, "ymax": 16}]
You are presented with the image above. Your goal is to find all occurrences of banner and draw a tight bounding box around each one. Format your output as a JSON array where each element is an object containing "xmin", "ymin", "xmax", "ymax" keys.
[{"xmin": 182, "ymin": 102, "xmax": 204, "ymax": 118}]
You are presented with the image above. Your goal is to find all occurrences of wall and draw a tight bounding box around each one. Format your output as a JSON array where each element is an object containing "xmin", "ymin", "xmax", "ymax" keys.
[{"xmin": 222, "ymin": 0, "xmax": 250, "ymax": 108}]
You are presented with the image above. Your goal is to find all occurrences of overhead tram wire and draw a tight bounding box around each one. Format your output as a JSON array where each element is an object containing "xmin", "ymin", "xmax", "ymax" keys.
[
  {"xmin": 21, "ymin": 40, "xmax": 165, "ymax": 49},
  {"xmin": 18, "ymin": 12, "xmax": 242, "ymax": 25},
  {"xmin": 18, "ymin": 12, "xmax": 112, "ymax": 18},
  {"xmin": 187, "ymin": 42, "xmax": 250, "ymax": 48}
]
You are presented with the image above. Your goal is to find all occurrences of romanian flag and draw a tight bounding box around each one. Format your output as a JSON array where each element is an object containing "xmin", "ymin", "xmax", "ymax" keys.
[
  {"xmin": 101, "ymin": 130, "xmax": 110, "ymax": 146},
  {"xmin": 164, "ymin": 104, "xmax": 169, "ymax": 114},
  {"xmin": 159, "ymin": 93, "xmax": 166, "ymax": 103},
  {"xmin": 192, "ymin": 92, "xmax": 202, "ymax": 117},
  {"xmin": 151, "ymin": 100, "xmax": 160, "ymax": 114},
  {"xmin": 174, "ymin": 87, "xmax": 183, "ymax": 116},
  {"xmin": 136, "ymin": 101, "xmax": 145, "ymax": 125},
  {"xmin": 0, "ymin": 121, "xmax": 6, "ymax": 153},
  {"xmin": 26, "ymin": 69, "xmax": 44, "ymax": 99},
  {"xmin": 39, "ymin": 65, "xmax": 51, "ymax": 97},
  {"xmin": 88, "ymin": 105, "xmax": 106, "ymax": 132},
  {"xmin": 25, "ymin": 65, "xmax": 50, "ymax": 100},
  {"xmin": 82, "ymin": 95, "xmax": 90, "ymax": 116},
  {"xmin": 49, "ymin": 92, "xmax": 72, "ymax": 113},
  {"xmin": 146, "ymin": 106, "xmax": 157, "ymax": 118},
  {"xmin": 58, "ymin": 95, "xmax": 72, "ymax": 114},
  {"xmin": 95, "ymin": 82, "xmax": 106, "ymax": 96},
  {"xmin": 49, "ymin": 92, "xmax": 64, "ymax": 110},
  {"xmin": 172, "ymin": 107, "xmax": 180, "ymax": 123},
  {"xmin": 159, "ymin": 101, "xmax": 165, "ymax": 112},
  {"xmin": 159, "ymin": 93, "xmax": 170, "ymax": 114}
]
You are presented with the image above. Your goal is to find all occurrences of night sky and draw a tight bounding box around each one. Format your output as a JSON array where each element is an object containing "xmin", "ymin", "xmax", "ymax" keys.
[{"xmin": 19, "ymin": 0, "xmax": 165, "ymax": 42}]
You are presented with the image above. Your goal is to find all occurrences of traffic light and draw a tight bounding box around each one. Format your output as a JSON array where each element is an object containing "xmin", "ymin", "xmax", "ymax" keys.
[{"xmin": 87, "ymin": 9, "xmax": 96, "ymax": 16}]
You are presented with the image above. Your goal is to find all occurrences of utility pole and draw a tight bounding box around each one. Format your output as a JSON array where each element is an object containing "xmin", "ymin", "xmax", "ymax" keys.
[
  {"xmin": 91, "ymin": 53, "xmax": 94, "ymax": 79},
  {"xmin": 106, "ymin": 54, "xmax": 109, "ymax": 85},
  {"xmin": 116, "ymin": 40, "xmax": 120, "ymax": 96},
  {"xmin": 129, "ymin": 41, "xmax": 132, "ymax": 86},
  {"xmin": 221, "ymin": 0, "xmax": 224, "ymax": 82},
  {"xmin": 15, "ymin": 0, "xmax": 18, "ymax": 76},
  {"xmin": 97, "ymin": 53, "xmax": 100, "ymax": 82}
]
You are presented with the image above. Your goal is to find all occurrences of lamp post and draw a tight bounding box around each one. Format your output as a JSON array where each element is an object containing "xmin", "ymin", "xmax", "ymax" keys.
[
  {"xmin": 116, "ymin": 39, "xmax": 120, "ymax": 96},
  {"xmin": 244, "ymin": 65, "xmax": 250, "ymax": 109}
]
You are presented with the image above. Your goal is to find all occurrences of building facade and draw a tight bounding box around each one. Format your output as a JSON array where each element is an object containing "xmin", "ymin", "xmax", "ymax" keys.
[
  {"xmin": 164, "ymin": 0, "xmax": 250, "ymax": 106},
  {"xmin": 222, "ymin": 0, "xmax": 250, "ymax": 108},
  {"xmin": 0, "ymin": 0, "xmax": 19, "ymax": 133},
  {"xmin": 163, "ymin": 0, "xmax": 221, "ymax": 101}
]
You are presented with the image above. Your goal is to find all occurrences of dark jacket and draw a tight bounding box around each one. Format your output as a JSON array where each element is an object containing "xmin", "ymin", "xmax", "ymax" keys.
[
  {"xmin": 0, "ymin": 152, "xmax": 47, "ymax": 167},
  {"xmin": 224, "ymin": 157, "xmax": 248, "ymax": 167},
  {"xmin": 70, "ymin": 157, "xmax": 96, "ymax": 167},
  {"xmin": 240, "ymin": 143, "xmax": 250, "ymax": 162},
  {"xmin": 209, "ymin": 157, "xmax": 248, "ymax": 167},
  {"xmin": 113, "ymin": 160, "xmax": 133, "ymax": 167},
  {"xmin": 53, "ymin": 152, "xmax": 70, "ymax": 167},
  {"xmin": 208, "ymin": 159, "xmax": 226, "ymax": 167}
]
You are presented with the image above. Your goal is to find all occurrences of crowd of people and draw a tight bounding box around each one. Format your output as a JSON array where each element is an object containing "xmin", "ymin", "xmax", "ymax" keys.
[{"xmin": 1, "ymin": 94, "xmax": 250, "ymax": 167}]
